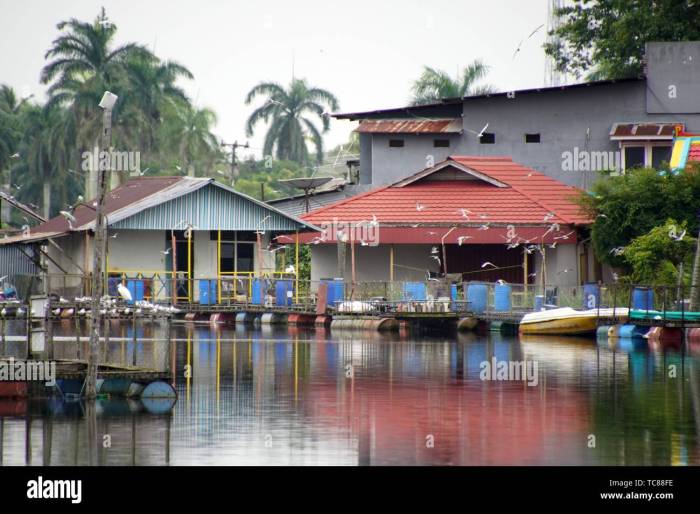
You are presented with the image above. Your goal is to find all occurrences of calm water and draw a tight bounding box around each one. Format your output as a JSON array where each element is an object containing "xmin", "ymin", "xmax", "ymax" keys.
[{"xmin": 1, "ymin": 320, "xmax": 699, "ymax": 465}]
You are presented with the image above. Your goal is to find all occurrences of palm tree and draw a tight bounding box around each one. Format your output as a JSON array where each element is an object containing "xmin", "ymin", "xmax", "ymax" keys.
[
  {"xmin": 245, "ymin": 78, "xmax": 339, "ymax": 165},
  {"xmin": 124, "ymin": 56, "xmax": 193, "ymax": 159},
  {"xmin": 12, "ymin": 103, "xmax": 74, "ymax": 217},
  {"xmin": 410, "ymin": 60, "xmax": 495, "ymax": 105},
  {"xmin": 0, "ymin": 85, "xmax": 31, "ymax": 186},
  {"xmin": 162, "ymin": 102, "xmax": 220, "ymax": 177},
  {"xmin": 41, "ymin": 8, "xmax": 155, "ymax": 188}
]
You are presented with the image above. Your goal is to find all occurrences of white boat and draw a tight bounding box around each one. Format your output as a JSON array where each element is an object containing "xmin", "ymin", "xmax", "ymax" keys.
[{"xmin": 519, "ymin": 307, "xmax": 629, "ymax": 336}]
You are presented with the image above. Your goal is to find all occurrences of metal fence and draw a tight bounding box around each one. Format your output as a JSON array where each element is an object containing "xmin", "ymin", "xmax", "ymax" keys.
[{"xmin": 5, "ymin": 272, "xmax": 700, "ymax": 320}]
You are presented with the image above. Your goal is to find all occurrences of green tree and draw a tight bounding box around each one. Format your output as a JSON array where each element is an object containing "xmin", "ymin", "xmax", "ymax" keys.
[
  {"xmin": 245, "ymin": 78, "xmax": 339, "ymax": 165},
  {"xmin": 410, "ymin": 60, "xmax": 494, "ymax": 105},
  {"xmin": 162, "ymin": 102, "xmax": 220, "ymax": 177},
  {"xmin": 545, "ymin": 0, "xmax": 700, "ymax": 80},
  {"xmin": 622, "ymin": 220, "xmax": 696, "ymax": 285},
  {"xmin": 581, "ymin": 167, "xmax": 700, "ymax": 273}
]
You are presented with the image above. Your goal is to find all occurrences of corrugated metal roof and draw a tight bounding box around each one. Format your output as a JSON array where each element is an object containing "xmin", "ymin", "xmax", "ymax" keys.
[
  {"xmin": 0, "ymin": 192, "xmax": 46, "ymax": 223},
  {"xmin": 301, "ymin": 156, "xmax": 590, "ymax": 231},
  {"xmin": 356, "ymin": 118, "xmax": 462, "ymax": 134},
  {"xmin": 610, "ymin": 122, "xmax": 681, "ymax": 140},
  {"xmin": 333, "ymin": 78, "xmax": 643, "ymax": 120},
  {"xmin": 23, "ymin": 176, "xmax": 317, "ymax": 237},
  {"xmin": 0, "ymin": 231, "xmax": 66, "ymax": 245},
  {"xmin": 270, "ymin": 190, "xmax": 352, "ymax": 218},
  {"xmin": 111, "ymin": 182, "xmax": 312, "ymax": 231},
  {"xmin": 0, "ymin": 244, "xmax": 40, "ymax": 276}
]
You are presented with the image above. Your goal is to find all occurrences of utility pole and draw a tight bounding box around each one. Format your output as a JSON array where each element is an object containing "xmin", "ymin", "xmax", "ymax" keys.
[
  {"xmin": 86, "ymin": 91, "xmax": 117, "ymax": 399},
  {"xmin": 221, "ymin": 140, "xmax": 249, "ymax": 185}
]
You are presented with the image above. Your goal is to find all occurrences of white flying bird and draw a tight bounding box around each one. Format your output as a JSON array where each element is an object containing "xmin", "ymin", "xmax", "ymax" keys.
[
  {"xmin": 457, "ymin": 236, "xmax": 472, "ymax": 246},
  {"xmin": 481, "ymin": 261, "xmax": 497, "ymax": 269}
]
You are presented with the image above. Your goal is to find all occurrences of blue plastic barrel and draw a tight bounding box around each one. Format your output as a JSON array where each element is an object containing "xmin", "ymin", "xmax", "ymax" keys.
[
  {"xmin": 534, "ymin": 295, "xmax": 544, "ymax": 311},
  {"xmin": 126, "ymin": 280, "xmax": 144, "ymax": 304},
  {"xmin": 275, "ymin": 280, "xmax": 293, "ymax": 306},
  {"xmin": 631, "ymin": 287, "xmax": 654, "ymax": 311},
  {"xmin": 321, "ymin": 279, "xmax": 345, "ymax": 307},
  {"xmin": 404, "ymin": 282, "xmax": 427, "ymax": 301},
  {"xmin": 199, "ymin": 279, "xmax": 217, "ymax": 305},
  {"xmin": 450, "ymin": 284, "xmax": 458, "ymax": 301},
  {"xmin": 583, "ymin": 283, "xmax": 600, "ymax": 309},
  {"xmin": 466, "ymin": 283, "xmax": 488, "ymax": 314},
  {"xmin": 251, "ymin": 279, "xmax": 265, "ymax": 305},
  {"xmin": 493, "ymin": 283, "xmax": 512, "ymax": 311}
]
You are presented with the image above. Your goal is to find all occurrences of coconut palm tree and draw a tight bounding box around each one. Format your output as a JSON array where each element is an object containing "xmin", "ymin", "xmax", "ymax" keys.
[
  {"xmin": 245, "ymin": 78, "xmax": 339, "ymax": 165},
  {"xmin": 11, "ymin": 103, "xmax": 75, "ymax": 217},
  {"xmin": 123, "ymin": 56, "xmax": 193, "ymax": 159},
  {"xmin": 0, "ymin": 85, "xmax": 31, "ymax": 186},
  {"xmin": 41, "ymin": 8, "xmax": 155, "ymax": 188},
  {"xmin": 162, "ymin": 102, "xmax": 220, "ymax": 177},
  {"xmin": 410, "ymin": 60, "xmax": 495, "ymax": 105}
]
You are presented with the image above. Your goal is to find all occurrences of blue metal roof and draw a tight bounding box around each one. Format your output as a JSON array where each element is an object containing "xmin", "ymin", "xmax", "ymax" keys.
[{"xmin": 110, "ymin": 182, "xmax": 315, "ymax": 231}]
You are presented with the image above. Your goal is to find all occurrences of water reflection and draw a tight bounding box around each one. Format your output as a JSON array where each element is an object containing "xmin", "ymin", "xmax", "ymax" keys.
[{"xmin": 1, "ymin": 321, "xmax": 699, "ymax": 465}]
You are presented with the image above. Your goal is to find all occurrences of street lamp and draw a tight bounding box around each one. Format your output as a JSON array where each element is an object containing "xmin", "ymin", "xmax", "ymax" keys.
[{"xmin": 86, "ymin": 91, "xmax": 118, "ymax": 399}]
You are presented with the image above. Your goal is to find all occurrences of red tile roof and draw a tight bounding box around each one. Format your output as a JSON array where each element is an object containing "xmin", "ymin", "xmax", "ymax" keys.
[
  {"xmin": 356, "ymin": 119, "xmax": 462, "ymax": 134},
  {"xmin": 301, "ymin": 157, "xmax": 590, "ymax": 233},
  {"xmin": 689, "ymin": 142, "xmax": 700, "ymax": 163}
]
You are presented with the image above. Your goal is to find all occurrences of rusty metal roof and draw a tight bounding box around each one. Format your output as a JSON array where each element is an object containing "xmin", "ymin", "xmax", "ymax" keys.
[
  {"xmin": 610, "ymin": 122, "xmax": 683, "ymax": 140},
  {"xmin": 356, "ymin": 118, "xmax": 462, "ymax": 134}
]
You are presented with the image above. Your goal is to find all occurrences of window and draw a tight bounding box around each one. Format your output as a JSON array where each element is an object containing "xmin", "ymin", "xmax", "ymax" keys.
[
  {"xmin": 525, "ymin": 133, "xmax": 540, "ymax": 143},
  {"xmin": 651, "ymin": 145, "xmax": 672, "ymax": 169},
  {"xmin": 480, "ymin": 132, "xmax": 495, "ymax": 144},
  {"xmin": 433, "ymin": 139, "xmax": 450, "ymax": 148},
  {"xmin": 389, "ymin": 139, "xmax": 404, "ymax": 148},
  {"xmin": 620, "ymin": 143, "xmax": 673, "ymax": 171},
  {"xmin": 623, "ymin": 146, "xmax": 645, "ymax": 169}
]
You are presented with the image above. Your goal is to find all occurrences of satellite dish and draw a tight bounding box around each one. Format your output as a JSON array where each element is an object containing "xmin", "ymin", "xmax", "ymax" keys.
[{"xmin": 279, "ymin": 177, "xmax": 333, "ymax": 213}]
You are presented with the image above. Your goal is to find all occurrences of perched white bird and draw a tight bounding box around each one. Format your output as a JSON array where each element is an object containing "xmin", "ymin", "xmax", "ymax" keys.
[
  {"xmin": 285, "ymin": 264, "xmax": 296, "ymax": 274},
  {"xmin": 117, "ymin": 283, "xmax": 133, "ymax": 302}
]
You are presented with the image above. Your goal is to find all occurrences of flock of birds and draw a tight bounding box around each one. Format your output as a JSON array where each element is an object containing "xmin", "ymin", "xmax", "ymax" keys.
[{"xmin": 0, "ymin": 290, "xmax": 181, "ymax": 319}]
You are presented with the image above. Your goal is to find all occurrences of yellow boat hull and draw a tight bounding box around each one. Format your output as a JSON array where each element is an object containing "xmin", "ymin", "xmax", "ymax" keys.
[{"xmin": 519, "ymin": 316, "xmax": 598, "ymax": 336}]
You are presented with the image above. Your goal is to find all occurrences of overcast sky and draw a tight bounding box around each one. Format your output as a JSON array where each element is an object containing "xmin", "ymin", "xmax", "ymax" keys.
[{"xmin": 0, "ymin": 0, "xmax": 554, "ymax": 161}]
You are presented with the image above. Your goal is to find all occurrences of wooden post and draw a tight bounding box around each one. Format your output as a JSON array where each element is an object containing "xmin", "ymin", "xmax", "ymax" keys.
[
  {"xmin": 171, "ymin": 231, "xmax": 177, "ymax": 304},
  {"xmin": 337, "ymin": 240, "xmax": 346, "ymax": 280},
  {"xmin": 295, "ymin": 231, "xmax": 299, "ymax": 303},
  {"xmin": 187, "ymin": 230, "xmax": 192, "ymax": 301},
  {"xmin": 389, "ymin": 245, "xmax": 394, "ymax": 282},
  {"xmin": 350, "ymin": 235, "xmax": 356, "ymax": 300},
  {"xmin": 217, "ymin": 229, "xmax": 221, "ymax": 303},
  {"xmin": 86, "ymin": 104, "xmax": 113, "ymax": 399},
  {"xmin": 540, "ymin": 245, "xmax": 547, "ymax": 298}
]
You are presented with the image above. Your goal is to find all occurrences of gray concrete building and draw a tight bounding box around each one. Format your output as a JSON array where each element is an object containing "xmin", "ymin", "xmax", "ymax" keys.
[{"xmin": 334, "ymin": 42, "xmax": 700, "ymax": 189}]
